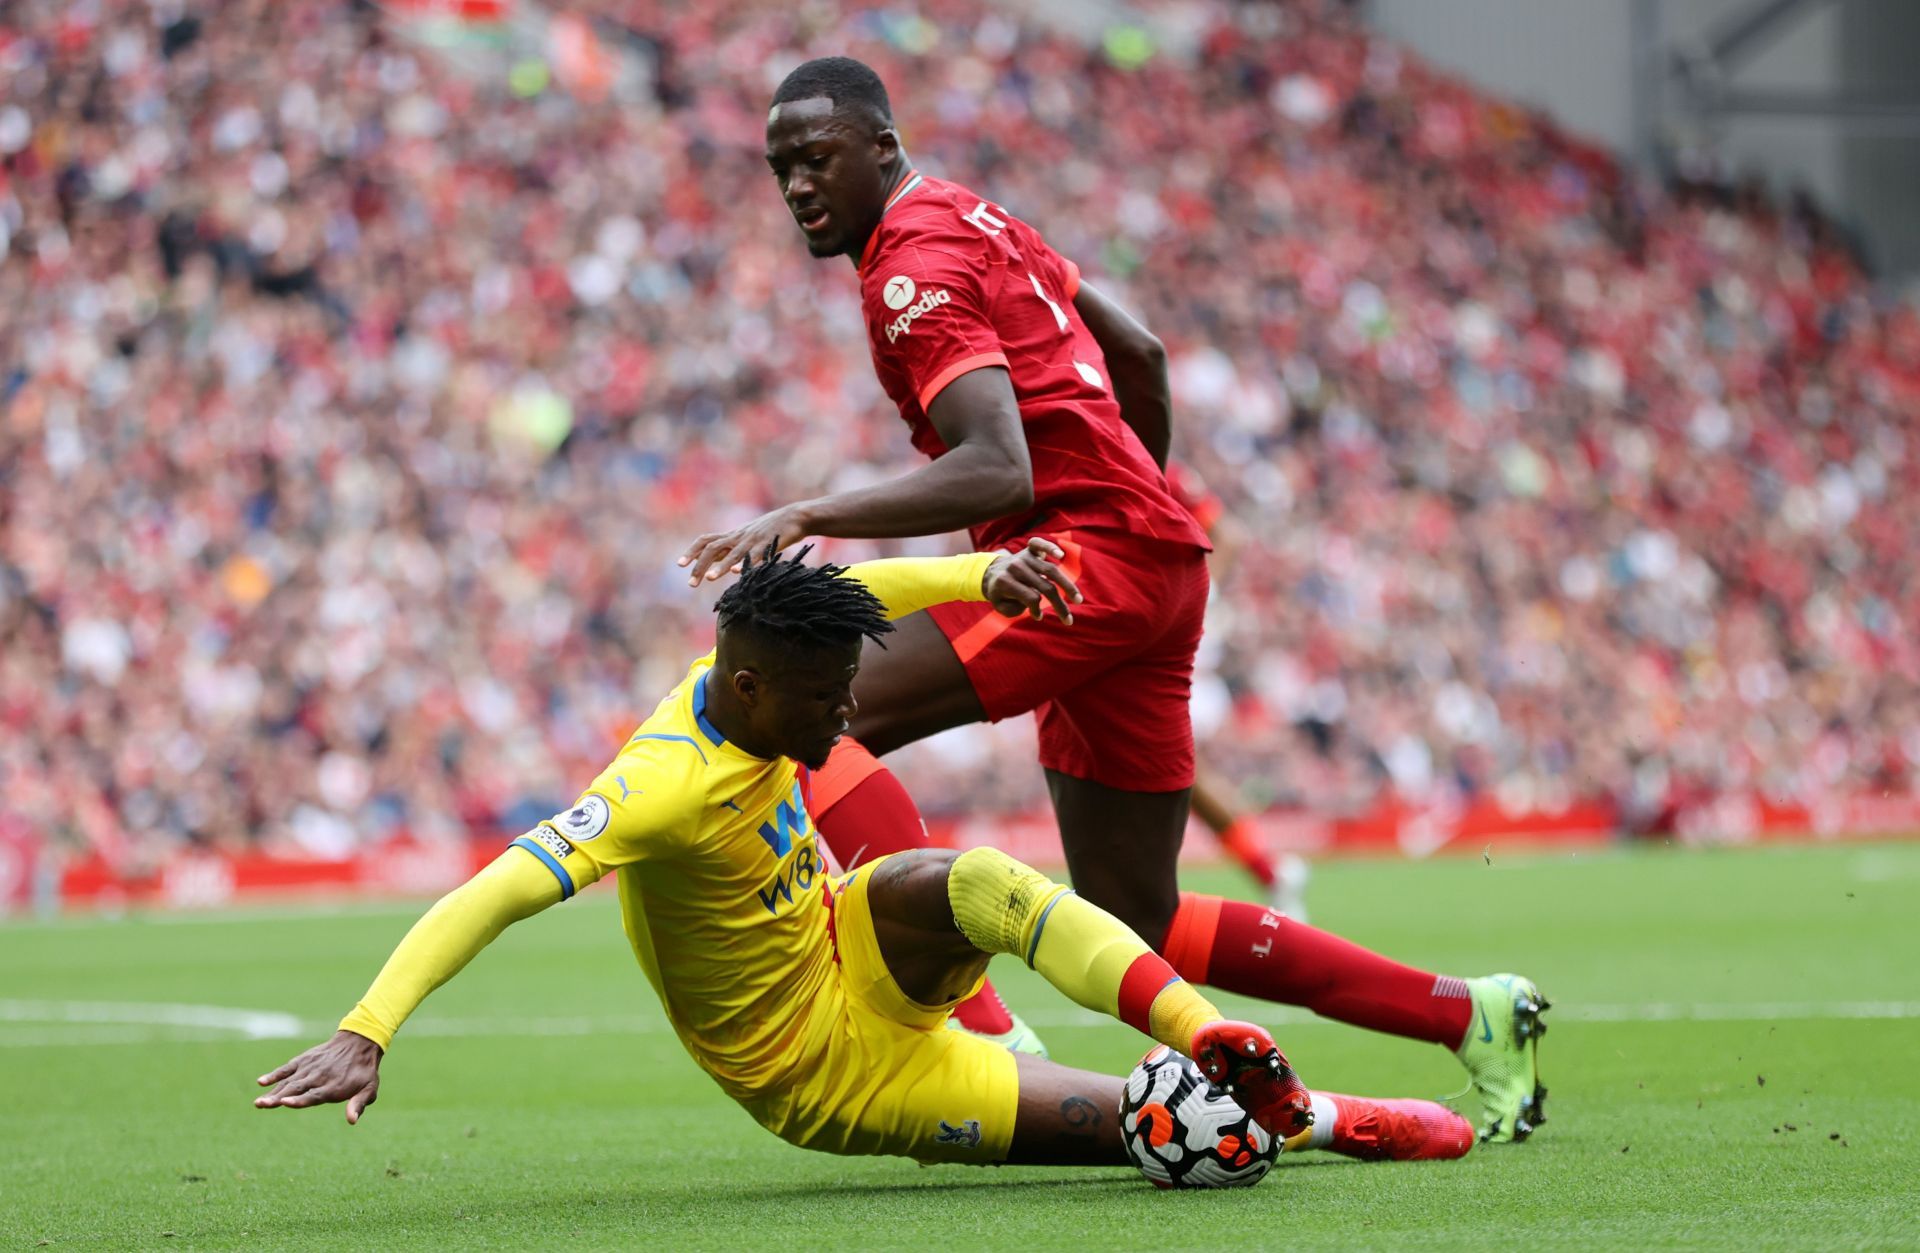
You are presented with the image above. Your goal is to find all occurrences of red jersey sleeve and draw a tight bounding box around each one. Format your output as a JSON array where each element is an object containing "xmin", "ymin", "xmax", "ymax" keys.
[{"xmin": 863, "ymin": 233, "xmax": 1011, "ymax": 413}]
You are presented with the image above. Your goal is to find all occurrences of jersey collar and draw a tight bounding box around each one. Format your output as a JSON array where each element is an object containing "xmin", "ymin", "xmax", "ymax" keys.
[
  {"xmin": 883, "ymin": 170, "xmax": 924, "ymax": 214},
  {"xmin": 858, "ymin": 171, "xmax": 925, "ymax": 272},
  {"xmin": 692, "ymin": 668, "xmax": 727, "ymax": 747}
]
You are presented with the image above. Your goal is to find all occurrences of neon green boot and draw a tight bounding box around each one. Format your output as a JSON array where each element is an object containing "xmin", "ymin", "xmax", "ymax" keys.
[{"xmin": 1454, "ymin": 973, "xmax": 1550, "ymax": 1142}]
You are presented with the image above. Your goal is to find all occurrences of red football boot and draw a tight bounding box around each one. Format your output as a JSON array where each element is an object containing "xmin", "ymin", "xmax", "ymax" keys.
[
  {"xmin": 1319, "ymin": 1093, "xmax": 1475, "ymax": 1161},
  {"xmin": 1191, "ymin": 1020, "xmax": 1314, "ymax": 1139}
]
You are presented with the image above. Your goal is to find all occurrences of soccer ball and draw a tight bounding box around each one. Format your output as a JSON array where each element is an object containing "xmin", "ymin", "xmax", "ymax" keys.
[{"xmin": 1119, "ymin": 1044, "xmax": 1280, "ymax": 1188}]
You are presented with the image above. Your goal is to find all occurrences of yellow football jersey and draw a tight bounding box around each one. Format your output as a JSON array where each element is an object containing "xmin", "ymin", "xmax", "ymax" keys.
[{"xmin": 507, "ymin": 553, "xmax": 995, "ymax": 1104}]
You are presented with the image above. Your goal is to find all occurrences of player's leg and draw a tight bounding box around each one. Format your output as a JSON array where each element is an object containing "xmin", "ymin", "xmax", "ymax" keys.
[
  {"xmin": 1190, "ymin": 769, "xmax": 1311, "ymax": 921},
  {"xmin": 1041, "ymin": 764, "xmax": 1463, "ymax": 1052},
  {"xmin": 816, "ymin": 541, "xmax": 1119, "ymax": 1051},
  {"xmin": 1035, "ymin": 551, "xmax": 1547, "ymax": 1141},
  {"xmin": 1000, "ymin": 1054, "xmax": 1474, "ymax": 1165},
  {"xmin": 838, "ymin": 609, "xmax": 984, "ymax": 755},
  {"xmin": 810, "ymin": 611, "xmax": 1029, "ymax": 1042},
  {"xmin": 823, "ymin": 854, "xmax": 1466, "ymax": 1167},
  {"xmin": 1054, "ymin": 772, "xmax": 1545, "ymax": 1141},
  {"xmin": 833, "ymin": 530, "xmax": 1103, "ymax": 759},
  {"xmin": 810, "ymin": 738, "xmax": 1034, "ymax": 1048},
  {"xmin": 1044, "ymin": 769, "xmax": 1187, "ymax": 947},
  {"xmin": 858, "ymin": 847, "xmax": 1312, "ymax": 1138},
  {"xmin": 1003, "ymin": 1052, "xmax": 1127, "ymax": 1165},
  {"xmin": 1045, "ymin": 764, "xmax": 1544, "ymax": 1139}
]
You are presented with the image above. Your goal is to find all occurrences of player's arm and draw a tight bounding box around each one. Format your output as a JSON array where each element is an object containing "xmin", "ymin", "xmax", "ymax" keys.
[
  {"xmin": 1073, "ymin": 281, "xmax": 1171, "ymax": 470},
  {"xmin": 843, "ymin": 539, "xmax": 1081, "ymax": 623},
  {"xmin": 679, "ymin": 368, "xmax": 1033, "ymax": 586},
  {"xmin": 253, "ymin": 847, "xmax": 568, "ymax": 1122}
]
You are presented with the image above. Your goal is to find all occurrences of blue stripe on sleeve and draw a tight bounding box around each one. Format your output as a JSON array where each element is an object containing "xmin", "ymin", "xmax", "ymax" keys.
[
  {"xmin": 511, "ymin": 836, "xmax": 575, "ymax": 901},
  {"xmin": 628, "ymin": 732, "xmax": 708, "ymax": 764},
  {"xmin": 1025, "ymin": 889, "xmax": 1074, "ymax": 967}
]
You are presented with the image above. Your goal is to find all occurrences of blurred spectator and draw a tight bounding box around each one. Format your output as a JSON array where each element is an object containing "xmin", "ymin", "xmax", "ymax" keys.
[{"xmin": 3, "ymin": 0, "xmax": 1918, "ymax": 870}]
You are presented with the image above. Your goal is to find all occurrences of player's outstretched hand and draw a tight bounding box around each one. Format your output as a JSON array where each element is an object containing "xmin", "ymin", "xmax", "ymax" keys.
[
  {"xmin": 254, "ymin": 1029, "xmax": 384, "ymax": 1124},
  {"xmin": 985, "ymin": 538, "xmax": 1082, "ymax": 623},
  {"xmin": 680, "ymin": 505, "xmax": 811, "ymax": 587}
]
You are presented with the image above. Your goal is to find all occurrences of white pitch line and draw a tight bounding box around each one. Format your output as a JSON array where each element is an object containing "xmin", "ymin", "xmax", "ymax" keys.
[
  {"xmin": 0, "ymin": 999, "xmax": 305, "ymax": 1038},
  {"xmin": 2, "ymin": 998, "xmax": 1918, "ymax": 1050},
  {"xmin": 1559, "ymin": 1000, "xmax": 1920, "ymax": 1022}
]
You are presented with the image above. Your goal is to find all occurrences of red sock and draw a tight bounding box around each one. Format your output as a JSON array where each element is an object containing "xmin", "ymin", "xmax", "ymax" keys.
[
  {"xmin": 811, "ymin": 738, "xmax": 913, "ymax": 866},
  {"xmin": 1215, "ymin": 816, "xmax": 1277, "ymax": 888},
  {"xmin": 1160, "ymin": 893, "xmax": 1472, "ymax": 1048},
  {"xmin": 813, "ymin": 738, "xmax": 1017, "ymax": 1037}
]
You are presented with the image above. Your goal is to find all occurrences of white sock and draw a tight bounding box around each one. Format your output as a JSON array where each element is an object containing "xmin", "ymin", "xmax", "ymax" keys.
[{"xmin": 1306, "ymin": 1092, "xmax": 1339, "ymax": 1150}]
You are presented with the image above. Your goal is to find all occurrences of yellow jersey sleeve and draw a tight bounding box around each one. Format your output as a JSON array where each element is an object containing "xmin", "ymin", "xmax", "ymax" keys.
[
  {"xmin": 840, "ymin": 552, "xmax": 996, "ymax": 621},
  {"xmin": 507, "ymin": 737, "xmax": 709, "ymax": 900},
  {"xmin": 339, "ymin": 846, "xmax": 564, "ymax": 1049}
]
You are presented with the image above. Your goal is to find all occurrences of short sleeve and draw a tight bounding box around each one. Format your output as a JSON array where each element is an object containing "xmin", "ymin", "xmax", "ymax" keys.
[
  {"xmin": 867, "ymin": 239, "xmax": 1010, "ymax": 411},
  {"xmin": 508, "ymin": 741, "xmax": 704, "ymax": 898},
  {"xmin": 1003, "ymin": 212, "xmax": 1079, "ymax": 304}
]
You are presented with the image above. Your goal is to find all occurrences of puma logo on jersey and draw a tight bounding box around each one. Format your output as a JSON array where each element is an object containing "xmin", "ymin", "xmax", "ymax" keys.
[{"xmin": 884, "ymin": 287, "xmax": 952, "ymax": 342}]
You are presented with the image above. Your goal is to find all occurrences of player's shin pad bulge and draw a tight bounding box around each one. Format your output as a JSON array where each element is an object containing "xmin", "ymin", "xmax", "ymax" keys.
[
  {"xmin": 947, "ymin": 846, "xmax": 1069, "ymax": 960},
  {"xmin": 947, "ymin": 846, "xmax": 1215, "ymax": 1049}
]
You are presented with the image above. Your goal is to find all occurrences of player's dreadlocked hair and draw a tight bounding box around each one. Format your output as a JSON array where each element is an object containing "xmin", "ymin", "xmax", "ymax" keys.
[
  {"xmin": 770, "ymin": 56, "xmax": 894, "ymax": 129},
  {"xmin": 714, "ymin": 544, "xmax": 894, "ymax": 659}
]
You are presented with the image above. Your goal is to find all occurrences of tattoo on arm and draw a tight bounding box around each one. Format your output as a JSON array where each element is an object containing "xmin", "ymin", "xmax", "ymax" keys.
[{"xmin": 1060, "ymin": 1095, "xmax": 1103, "ymax": 1135}]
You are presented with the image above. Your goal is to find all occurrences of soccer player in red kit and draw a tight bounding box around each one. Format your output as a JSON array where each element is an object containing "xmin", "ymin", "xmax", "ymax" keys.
[{"xmin": 681, "ymin": 57, "xmax": 1548, "ymax": 1141}]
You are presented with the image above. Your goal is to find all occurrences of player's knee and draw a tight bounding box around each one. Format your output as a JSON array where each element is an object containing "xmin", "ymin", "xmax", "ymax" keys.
[
  {"xmin": 868, "ymin": 848, "xmax": 962, "ymax": 929},
  {"xmin": 947, "ymin": 846, "xmax": 1067, "ymax": 957}
]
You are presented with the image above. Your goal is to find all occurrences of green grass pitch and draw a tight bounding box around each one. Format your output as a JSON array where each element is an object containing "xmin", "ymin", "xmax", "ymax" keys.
[{"xmin": 4, "ymin": 841, "xmax": 1917, "ymax": 1249}]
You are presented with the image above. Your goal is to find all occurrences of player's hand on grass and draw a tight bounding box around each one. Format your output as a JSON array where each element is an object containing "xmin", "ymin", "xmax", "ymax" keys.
[
  {"xmin": 679, "ymin": 504, "xmax": 811, "ymax": 587},
  {"xmin": 985, "ymin": 538, "xmax": 1082, "ymax": 623},
  {"xmin": 254, "ymin": 1029, "xmax": 384, "ymax": 1123}
]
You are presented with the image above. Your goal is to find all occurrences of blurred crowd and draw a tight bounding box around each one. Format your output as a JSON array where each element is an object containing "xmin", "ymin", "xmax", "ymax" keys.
[{"xmin": 4, "ymin": 0, "xmax": 1919, "ymax": 865}]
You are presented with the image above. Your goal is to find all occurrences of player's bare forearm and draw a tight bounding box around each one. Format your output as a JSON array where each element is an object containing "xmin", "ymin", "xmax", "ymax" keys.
[
  {"xmin": 796, "ymin": 441, "xmax": 1032, "ymax": 538},
  {"xmin": 1073, "ymin": 282, "xmax": 1171, "ymax": 469},
  {"xmin": 1106, "ymin": 353, "xmax": 1171, "ymax": 470},
  {"xmin": 681, "ymin": 367, "xmax": 1033, "ymax": 584}
]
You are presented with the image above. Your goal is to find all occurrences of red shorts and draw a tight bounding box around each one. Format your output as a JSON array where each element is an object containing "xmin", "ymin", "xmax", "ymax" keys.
[{"xmin": 926, "ymin": 528, "xmax": 1209, "ymax": 792}]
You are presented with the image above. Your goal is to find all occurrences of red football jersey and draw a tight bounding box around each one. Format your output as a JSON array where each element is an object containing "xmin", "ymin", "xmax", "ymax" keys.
[{"xmin": 857, "ymin": 173, "xmax": 1209, "ymax": 555}]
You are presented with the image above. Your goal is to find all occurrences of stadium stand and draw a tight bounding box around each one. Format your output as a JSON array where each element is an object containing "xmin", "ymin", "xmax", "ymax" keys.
[{"xmin": 4, "ymin": 0, "xmax": 1919, "ymax": 902}]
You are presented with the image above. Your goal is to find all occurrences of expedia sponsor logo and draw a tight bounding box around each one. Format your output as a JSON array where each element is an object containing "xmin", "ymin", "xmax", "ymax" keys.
[
  {"xmin": 884, "ymin": 287, "xmax": 951, "ymax": 342},
  {"xmin": 882, "ymin": 274, "xmax": 917, "ymax": 310}
]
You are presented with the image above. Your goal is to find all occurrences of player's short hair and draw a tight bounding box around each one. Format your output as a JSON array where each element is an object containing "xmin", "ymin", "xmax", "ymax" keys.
[
  {"xmin": 715, "ymin": 544, "xmax": 894, "ymax": 666},
  {"xmin": 770, "ymin": 56, "xmax": 894, "ymax": 129}
]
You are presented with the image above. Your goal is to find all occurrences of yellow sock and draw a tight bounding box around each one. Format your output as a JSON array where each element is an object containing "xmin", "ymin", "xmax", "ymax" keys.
[{"xmin": 946, "ymin": 847, "xmax": 1221, "ymax": 1052}]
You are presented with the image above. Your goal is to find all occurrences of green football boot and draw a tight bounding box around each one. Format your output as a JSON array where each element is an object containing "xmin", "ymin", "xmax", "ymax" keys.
[
  {"xmin": 1454, "ymin": 973, "xmax": 1550, "ymax": 1142},
  {"xmin": 947, "ymin": 1009, "xmax": 1049, "ymax": 1058}
]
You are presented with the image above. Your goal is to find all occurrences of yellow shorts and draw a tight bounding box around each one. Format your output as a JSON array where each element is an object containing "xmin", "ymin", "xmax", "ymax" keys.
[{"xmin": 739, "ymin": 857, "xmax": 1021, "ymax": 1164}]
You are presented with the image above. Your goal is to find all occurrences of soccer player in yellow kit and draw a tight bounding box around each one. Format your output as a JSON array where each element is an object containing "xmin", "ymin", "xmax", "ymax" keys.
[{"xmin": 255, "ymin": 543, "xmax": 1471, "ymax": 1167}]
